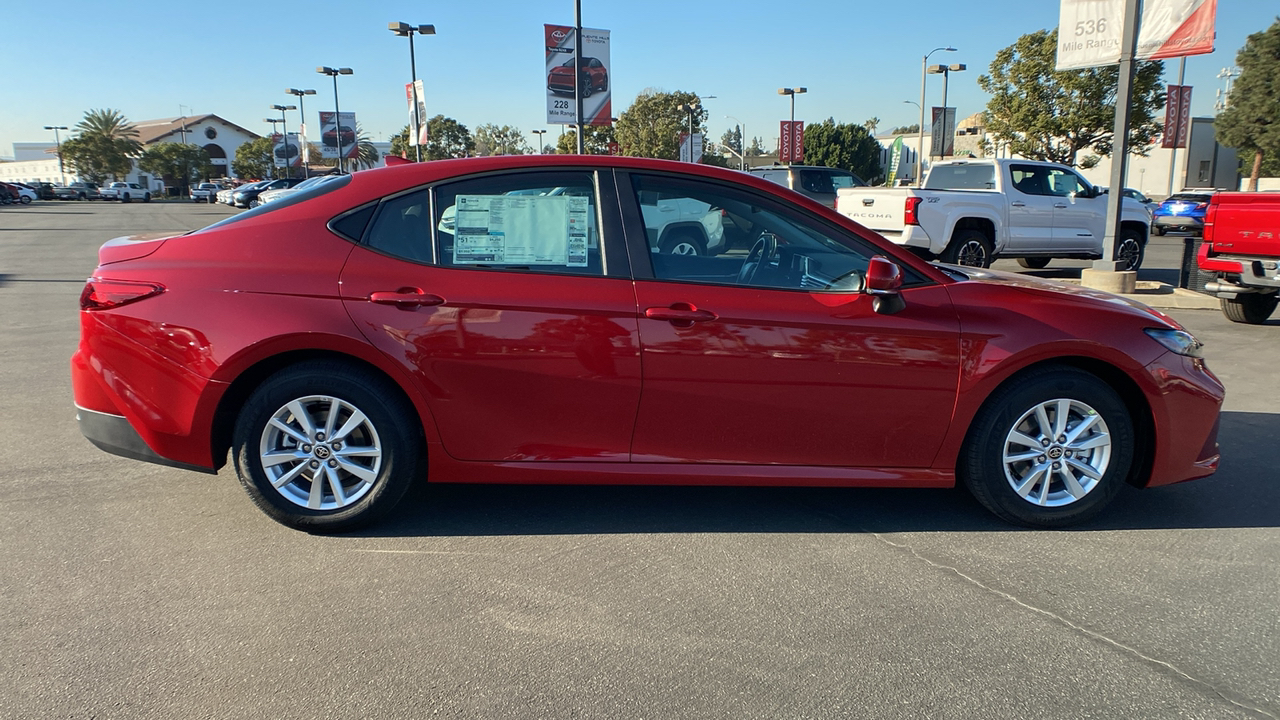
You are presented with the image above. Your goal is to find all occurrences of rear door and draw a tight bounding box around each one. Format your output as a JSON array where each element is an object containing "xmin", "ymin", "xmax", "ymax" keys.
[{"xmin": 339, "ymin": 169, "xmax": 643, "ymax": 463}]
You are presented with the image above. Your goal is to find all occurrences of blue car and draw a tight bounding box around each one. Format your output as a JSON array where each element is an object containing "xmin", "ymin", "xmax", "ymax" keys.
[{"xmin": 1151, "ymin": 192, "xmax": 1213, "ymax": 236}]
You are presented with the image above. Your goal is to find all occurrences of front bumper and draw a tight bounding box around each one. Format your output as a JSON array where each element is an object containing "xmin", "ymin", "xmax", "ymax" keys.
[{"xmin": 1142, "ymin": 351, "xmax": 1224, "ymax": 487}]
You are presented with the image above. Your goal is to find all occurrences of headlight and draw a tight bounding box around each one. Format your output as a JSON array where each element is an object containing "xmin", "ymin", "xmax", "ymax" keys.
[{"xmin": 1144, "ymin": 328, "xmax": 1203, "ymax": 358}]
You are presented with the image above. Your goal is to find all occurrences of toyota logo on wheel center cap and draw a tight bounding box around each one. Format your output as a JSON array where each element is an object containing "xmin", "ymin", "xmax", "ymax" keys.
[
  {"xmin": 1047, "ymin": 447, "xmax": 1064, "ymax": 460},
  {"xmin": 314, "ymin": 445, "xmax": 331, "ymax": 459}
]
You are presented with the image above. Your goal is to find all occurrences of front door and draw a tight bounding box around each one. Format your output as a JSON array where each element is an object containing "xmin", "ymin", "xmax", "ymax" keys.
[
  {"xmin": 1004, "ymin": 164, "xmax": 1058, "ymax": 252},
  {"xmin": 622, "ymin": 173, "xmax": 962, "ymax": 468}
]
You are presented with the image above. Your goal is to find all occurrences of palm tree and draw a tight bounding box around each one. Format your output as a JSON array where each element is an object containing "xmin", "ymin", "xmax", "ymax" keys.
[
  {"xmin": 76, "ymin": 109, "xmax": 142, "ymax": 155},
  {"xmin": 352, "ymin": 124, "xmax": 381, "ymax": 170}
]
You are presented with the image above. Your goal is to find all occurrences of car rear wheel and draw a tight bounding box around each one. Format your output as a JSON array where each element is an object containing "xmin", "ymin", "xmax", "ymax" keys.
[
  {"xmin": 1115, "ymin": 229, "xmax": 1145, "ymax": 271},
  {"xmin": 659, "ymin": 230, "xmax": 705, "ymax": 256},
  {"xmin": 232, "ymin": 361, "xmax": 423, "ymax": 533},
  {"xmin": 941, "ymin": 229, "xmax": 993, "ymax": 268},
  {"xmin": 960, "ymin": 366, "xmax": 1133, "ymax": 528},
  {"xmin": 1220, "ymin": 292, "xmax": 1278, "ymax": 324},
  {"xmin": 1017, "ymin": 257, "xmax": 1050, "ymax": 269},
  {"xmin": 143, "ymin": 193, "xmax": 151, "ymax": 203},
  {"xmin": 580, "ymin": 75, "xmax": 593, "ymax": 98}
]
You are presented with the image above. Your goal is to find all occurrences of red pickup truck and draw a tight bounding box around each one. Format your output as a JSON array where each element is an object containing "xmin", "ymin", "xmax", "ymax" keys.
[{"xmin": 1198, "ymin": 192, "xmax": 1280, "ymax": 324}]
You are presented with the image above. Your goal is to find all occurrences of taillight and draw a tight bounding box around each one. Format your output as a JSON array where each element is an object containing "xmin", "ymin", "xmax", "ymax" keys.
[
  {"xmin": 1203, "ymin": 201, "xmax": 1217, "ymax": 242},
  {"xmin": 1194, "ymin": 202, "xmax": 1208, "ymax": 210},
  {"xmin": 904, "ymin": 196, "xmax": 923, "ymax": 226},
  {"xmin": 80, "ymin": 279, "xmax": 165, "ymax": 311}
]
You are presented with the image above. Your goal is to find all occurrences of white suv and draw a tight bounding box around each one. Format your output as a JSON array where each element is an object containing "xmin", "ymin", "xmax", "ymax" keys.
[
  {"xmin": 101, "ymin": 182, "xmax": 152, "ymax": 203},
  {"xmin": 638, "ymin": 192, "xmax": 726, "ymax": 256}
]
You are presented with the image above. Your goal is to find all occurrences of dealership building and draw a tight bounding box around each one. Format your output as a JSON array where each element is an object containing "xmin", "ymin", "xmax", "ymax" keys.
[{"xmin": 0, "ymin": 114, "xmax": 261, "ymax": 190}]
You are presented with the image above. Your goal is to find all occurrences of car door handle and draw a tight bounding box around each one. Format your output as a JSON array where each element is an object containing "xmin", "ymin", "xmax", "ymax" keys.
[
  {"xmin": 369, "ymin": 289, "xmax": 446, "ymax": 308},
  {"xmin": 645, "ymin": 303, "xmax": 717, "ymax": 323},
  {"xmin": 1054, "ymin": 203, "xmax": 1068, "ymax": 208},
  {"xmin": 1011, "ymin": 201, "xmax": 1026, "ymax": 207}
]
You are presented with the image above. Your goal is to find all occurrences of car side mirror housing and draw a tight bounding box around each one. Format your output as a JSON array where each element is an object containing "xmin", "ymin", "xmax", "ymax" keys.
[{"xmin": 865, "ymin": 256, "xmax": 906, "ymax": 315}]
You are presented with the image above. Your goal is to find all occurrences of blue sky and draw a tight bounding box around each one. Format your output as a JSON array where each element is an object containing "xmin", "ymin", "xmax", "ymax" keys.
[{"xmin": 1, "ymin": 1, "xmax": 1274, "ymax": 156}]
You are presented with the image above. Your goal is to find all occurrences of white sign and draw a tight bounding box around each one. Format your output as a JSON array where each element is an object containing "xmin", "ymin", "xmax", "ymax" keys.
[
  {"xmin": 1056, "ymin": 0, "xmax": 1216, "ymax": 70},
  {"xmin": 679, "ymin": 133, "xmax": 704, "ymax": 163},
  {"xmin": 545, "ymin": 25, "xmax": 612, "ymax": 127},
  {"xmin": 406, "ymin": 80, "xmax": 427, "ymax": 146},
  {"xmin": 453, "ymin": 195, "xmax": 589, "ymax": 267},
  {"xmin": 318, "ymin": 111, "xmax": 358, "ymax": 159},
  {"xmin": 272, "ymin": 133, "xmax": 301, "ymax": 168}
]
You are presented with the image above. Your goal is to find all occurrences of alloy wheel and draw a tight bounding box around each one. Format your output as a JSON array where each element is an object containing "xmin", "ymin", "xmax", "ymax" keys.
[
  {"xmin": 1002, "ymin": 398, "xmax": 1111, "ymax": 507},
  {"xmin": 258, "ymin": 395, "xmax": 383, "ymax": 511}
]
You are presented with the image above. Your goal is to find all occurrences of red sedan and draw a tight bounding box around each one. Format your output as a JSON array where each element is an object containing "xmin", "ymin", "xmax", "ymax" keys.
[{"xmin": 71, "ymin": 156, "xmax": 1224, "ymax": 532}]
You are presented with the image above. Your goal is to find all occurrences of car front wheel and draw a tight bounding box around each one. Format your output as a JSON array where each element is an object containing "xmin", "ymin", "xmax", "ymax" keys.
[
  {"xmin": 960, "ymin": 366, "xmax": 1133, "ymax": 528},
  {"xmin": 232, "ymin": 361, "xmax": 423, "ymax": 532},
  {"xmin": 1115, "ymin": 230, "xmax": 1145, "ymax": 271}
]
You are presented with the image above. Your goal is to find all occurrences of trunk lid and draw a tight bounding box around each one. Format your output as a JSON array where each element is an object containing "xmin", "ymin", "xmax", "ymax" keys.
[{"xmin": 97, "ymin": 233, "xmax": 178, "ymax": 267}]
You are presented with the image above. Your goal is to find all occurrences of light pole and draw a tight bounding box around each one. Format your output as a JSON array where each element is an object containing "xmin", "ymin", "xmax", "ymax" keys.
[
  {"xmin": 317, "ymin": 66, "xmax": 353, "ymax": 173},
  {"xmin": 777, "ymin": 87, "xmax": 806, "ymax": 163},
  {"xmin": 177, "ymin": 105, "xmax": 191, "ymax": 145},
  {"xmin": 389, "ymin": 22, "xmax": 435, "ymax": 163},
  {"xmin": 263, "ymin": 118, "xmax": 283, "ymax": 179},
  {"xmin": 917, "ymin": 46, "xmax": 956, "ymax": 186},
  {"xmin": 43, "ymin": 125, "xmax": 68, "ymax": 185},
  {"xmin": 271, "ymin": 104, "xmax": 296, "ymax": 178},
  {"xmin": 676, "ymin": 102, "xmax": 701, "ymax": 162},
  {"xmin": 287, "ymin": 88, "xmax": 317, "ymax": 178},
  {"xmin": 727, "ymin": 114, "xmax": 747, "ymax": 170},
  {"xmin": 531, "ymin": 129, "xmax": 546, "ymax": 154},
  {"xmin": 928, "ymin": 63, "xmax": 966, "ymax": 159}
]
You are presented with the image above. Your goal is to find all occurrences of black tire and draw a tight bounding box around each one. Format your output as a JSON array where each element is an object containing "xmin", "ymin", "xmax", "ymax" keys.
[
  {"xmin": 1114, "ymin": 229, "xmax": 1146, "ymax": 271},
  {"xmin": 232, "ymin": 361, "xmax": 424, "ymax": 533},
  {"xmin": 659, "ymin": 229, "xmax": 705, "ymax": 256},
  {"xmin": 1220, "ymin": 293, "xmax": 1278, "ymax": 324},
  {"xmin": 1017, "ymin": 257, "xmax": 1051, "ymax": 270},
  {"xmin": 77, "ymin": 193, "xmax": 86, "ymax": 201},
  {"xmin": 941, "ymin": 229, "xmax": 994, "ymax": 268},
  {"xmin": 122, "ymin": 193, "xmax": 131, "ymax": 204},
  {"xmin": 1152, "ymin": 226, "xmax": 1165, "ymax": 236},
  {"xmin": 143, "ymin": 193, "xmax": 151, "ymax": 203},
  {"xmin": 959, "ymin": 366, "xmax": 1134, "ymax": 528}
]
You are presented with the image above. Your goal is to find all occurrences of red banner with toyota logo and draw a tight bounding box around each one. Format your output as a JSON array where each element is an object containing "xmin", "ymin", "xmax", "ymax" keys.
[
  {"xmin": 779, "ymin": 121, "xmax": 804, "ymax": 164},
  {"xmin": 1162, "ymin": 85, "xmax": 1192, "ymax": 149}
]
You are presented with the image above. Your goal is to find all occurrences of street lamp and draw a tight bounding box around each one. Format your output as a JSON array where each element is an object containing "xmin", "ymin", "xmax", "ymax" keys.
[
  {"xmin": 531, "ymin": 129, "xmax": 546, "ymax": 154},
  {"xmin": 777, "ymin": 87, "xmax": 807, "ymax": 125},
  {"xmin": 317, "ymin": 66, "xmax": 353, "ymax": 173},
  {"xmin": 389, "ymin": 22, "xmax": 435, "ymax": 163},
  {"xmin": 927, "ymin": 63, "xmax": 966, "ymax": 159},
  {"xmin": 270, "ymin": 104, "xmax": 297, "ymax": 178},
  {"xmin": 724, "ymin": 115, "xmax": 746, "ymax": 171},
  {"xmin": 263, "ymin": 118, "xmax": 283, "ymax": 179},
  {"xmin": 43, "ymin": 125, "xmax": 68, "ymax": 185},
  {"xmin": 676, "ymin": 102, "xmax": 701, "ymax": 162},
  {"xmin": 917, "ymin": 46, "xmax": 956, "ymax": 186},
  {"xmin": 287, "ymin": 88, "xmax": 317, "ymax": 177}
]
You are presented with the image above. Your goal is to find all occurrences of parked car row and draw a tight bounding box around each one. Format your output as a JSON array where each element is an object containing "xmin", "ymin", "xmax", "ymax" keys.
[
  {"xmin": 215, "ymin": 177, "xmax": 308, "ymax": 208},
  {"xmin": 0, "ymin": 182, "xmax": 40, "ymax": 205}
]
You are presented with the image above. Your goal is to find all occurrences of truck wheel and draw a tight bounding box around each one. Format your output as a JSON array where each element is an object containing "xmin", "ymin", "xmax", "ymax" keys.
[
  {"xmin": 941, "ymin": 230, "xmax": 993, "ymax": 268},
  {"xmin": 660, "ymin": 230, "xmax": 705, "ymax": 256},
  {"xmin": 1220, "ymin": 293, "xmax": 1278, "ymax": 325},
  {"xmin": 1017, "ymin": 258, "xmax": 1050, "ymax": 269},
  {"xmin": 1114, "ymin": 230, "xmax": 1145, "ymax": 271}
]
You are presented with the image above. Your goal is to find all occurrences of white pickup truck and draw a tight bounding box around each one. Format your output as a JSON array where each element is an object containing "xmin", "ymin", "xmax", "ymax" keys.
[{"xmin": 836, "ymin": 158, "xmax": 1150, "ymax": 270}]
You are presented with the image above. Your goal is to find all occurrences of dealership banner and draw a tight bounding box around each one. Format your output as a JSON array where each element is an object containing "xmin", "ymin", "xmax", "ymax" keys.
[
  {"xmin": 406, "ymin": 80, "xmax": 428, "ymax": 146},
  {"xmin": 779, "ymin": 121, "xmax": 804, "ymax": 164},
  {"xmin": 931, "ymin": 107, "xmax": 956, "ymax": 157},
  {"xmin": 885, "ymin": 136, "xmax": 904, "ymax": 187},
  {"xmin": 678, "ymin": 133, "xmax": 704, "ymax": 163},
  {"xmin": 1056, "ymin": 0, "xmax": 1217, "ymax": 70},
  {"xmin": 272, "ymin": 133, "xmax": 301, "ymax": 168},
  {"xmin": 1161, "ymin": 85, "xmax": 1193, "ymax": 149},
  {"xmin": 545, "ymin": 24, "xmax": 612, "ymax": 126},
  {"xmin": 318, "ymin": 111, "xmax": 358, "ymax": 159}
]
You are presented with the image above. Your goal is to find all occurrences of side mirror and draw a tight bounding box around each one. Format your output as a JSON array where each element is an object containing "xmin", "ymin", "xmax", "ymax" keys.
[{"xmin": 865, "ymin": 256, "xmax": 906, "ymax": 315}]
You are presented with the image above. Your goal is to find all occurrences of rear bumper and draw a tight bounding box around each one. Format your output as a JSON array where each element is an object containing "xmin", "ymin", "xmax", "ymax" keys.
[
  {"xmin": 873, "ymin": 226, "xmax": 936, "ymax": 253},
  {"xmin": 1153, "ymin": 215, "xmax": 1204, "ymax": 231},
  {"xmin": 76, "ymin": 406, "xmax": 214, "ymax": 474}
]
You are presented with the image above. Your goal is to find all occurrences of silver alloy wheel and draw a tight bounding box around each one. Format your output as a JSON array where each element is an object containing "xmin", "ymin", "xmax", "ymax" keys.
[
  {"xmin": 1002, "ymin": 398, "xmax": 1111, "ymax": 507},
  {"xmin": 1117, "ymin": 237, "xmax": 1141, "ymax": 271},
  {"xmin": 258, "ymin": 395, "xmax": 383, "ymax": 511},
  {"xmin": 956, "ymin": 240, "xmax": 988, "ymax": 267},
  {"xmin": 669, "ymin": 240, "xmax": 700, "ymax": 255}
]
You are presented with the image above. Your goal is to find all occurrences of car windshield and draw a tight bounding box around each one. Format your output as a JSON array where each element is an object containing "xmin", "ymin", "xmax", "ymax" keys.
[{"xmin": 925, "ymin": 165, "xmax": 997, "ymax": 190}]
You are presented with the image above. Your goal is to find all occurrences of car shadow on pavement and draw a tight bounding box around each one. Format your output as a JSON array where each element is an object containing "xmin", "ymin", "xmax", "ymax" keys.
[{"xmin": 358, "ymin": 411, "xmax": 1279, "ymax": 537}]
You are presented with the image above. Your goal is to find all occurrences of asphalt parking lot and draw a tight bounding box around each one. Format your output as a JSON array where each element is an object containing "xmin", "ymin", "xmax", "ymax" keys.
[{"xmin": 2, "ymin": 201, "xmax": 1277, "ymax": 719}]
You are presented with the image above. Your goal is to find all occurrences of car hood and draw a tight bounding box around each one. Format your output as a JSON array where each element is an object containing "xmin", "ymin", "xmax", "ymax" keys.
[{"xmin": 937, "ymin": 264, "xmax": 1183, "ymax": 329}]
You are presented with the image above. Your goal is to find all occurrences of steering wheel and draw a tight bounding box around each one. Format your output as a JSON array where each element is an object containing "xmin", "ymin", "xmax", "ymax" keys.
[{"xmin": 736, "ymin": 232, "xmax": 778, "ymax": 285}]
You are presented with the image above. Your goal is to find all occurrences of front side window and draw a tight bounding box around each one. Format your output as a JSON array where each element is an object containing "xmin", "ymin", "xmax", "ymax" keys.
[{"xmin": 630, "ymin": 174, "xmax": 878, "ymax": 292}]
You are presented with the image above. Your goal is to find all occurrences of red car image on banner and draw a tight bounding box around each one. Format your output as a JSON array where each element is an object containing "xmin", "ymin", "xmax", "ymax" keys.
[
  {"xmin": 319, "ymin": 111, "xmax": 359, "ymax": 160},
  {"xmin": 545, "ymin": 24, "xmax": 611, "ymax": 126}
]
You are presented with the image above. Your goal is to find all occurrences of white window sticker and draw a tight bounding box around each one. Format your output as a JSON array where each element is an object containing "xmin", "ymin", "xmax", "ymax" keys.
[{"xmin": 453, "ymin": 194, "xmax": 589, "ymax": 267}]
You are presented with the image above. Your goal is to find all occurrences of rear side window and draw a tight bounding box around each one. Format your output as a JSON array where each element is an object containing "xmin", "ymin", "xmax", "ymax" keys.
[
  {"xmin": 926, "ymin": 165, "xmax": 997, "ymax": 190},
  {"xmin": 197, "ymin": 174, "xmax": 352, "ymax": 232}
]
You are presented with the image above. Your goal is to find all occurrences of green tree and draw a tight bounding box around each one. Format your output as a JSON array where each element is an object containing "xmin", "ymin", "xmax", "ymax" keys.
[
  {"xmin": 802, "ymin": 118, "xmax": 883, "ymax": 182},
  {"xmin": 351, "ymin": 124, "xmax": 381, "ymax": 170},
  {"xmin": 555, "ymin": 124, "xmax": 617, "ymax": 155},
  {"xmin": 138, "ymin": 143, "xmax": 214, "ymax": 192},
  {"xmin": 1215, "ymin": 18, "xmax": 1280, "ymax": 190},
  {"xmin": 747, "ymin": 136, "xmax": 767, "ymax": 157},
  {"xmin": 425, "ymin": 115, "xmax": 474, "ymax": 160},
  {"xmin": 615, "ymin": 90, "xmax": 705, "ymax": 159},
  {"xmin": 978, "ymin": 28, "xmax": 1165, "ymax": 168},
  {"xmin": 720, "ymin": 126, "xmax": 743, "ymax": 156},
  {"xmin": 61, "ymin": 108, "xmax": 142, "ymax": 183},
  {"xmin": 389, "ymin": 124, "xmax": 416, "ymax": 160},
  {"xmin": 232, "ymin": 136, "xmax": 274, "ymax": 179},
  {"xmin": 474, "ymin": 124, "xmax": 530, "ymax": 156},
  {"xmin": 863, "ymin": 117, "xmax": 880, "ymax": 134},
  {"xmin": 888, "ymin": 124, "xmax": 920, "ymax": 135}
]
